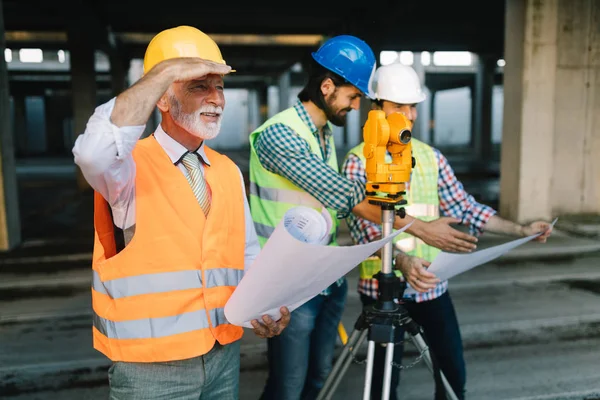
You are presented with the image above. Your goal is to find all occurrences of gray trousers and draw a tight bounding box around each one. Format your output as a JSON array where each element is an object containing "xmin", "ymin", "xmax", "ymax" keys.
[{"xmin": 108, "ymin": 341, "xmax": 241, "ymax": 400}]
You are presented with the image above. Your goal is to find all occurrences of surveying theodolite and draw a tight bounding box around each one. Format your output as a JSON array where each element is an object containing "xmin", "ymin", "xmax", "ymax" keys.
[{"xmin": 316, "ymin": 110, "xmax": 458, "ymax": 400}]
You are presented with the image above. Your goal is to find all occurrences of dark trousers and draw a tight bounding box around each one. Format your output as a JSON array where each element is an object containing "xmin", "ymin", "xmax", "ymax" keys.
[
  {"xmin": 360, "ymin": 291, "xmax": 466, "ymax": 400},
  {"xmin": 260, "ymin": 280, "xmax": 348, "ymax": 400}
]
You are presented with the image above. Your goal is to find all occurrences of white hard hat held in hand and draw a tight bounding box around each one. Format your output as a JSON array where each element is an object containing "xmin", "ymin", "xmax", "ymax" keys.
[{"xmin": 283, "ymin": 206, "xmax": 328, "ymax": 244}]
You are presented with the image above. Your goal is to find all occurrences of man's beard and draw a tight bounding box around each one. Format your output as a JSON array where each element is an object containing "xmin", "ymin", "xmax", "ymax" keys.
[
  {"xmin": 169, "ymin": 94, "xmax": 223, "ymax": 140},
  {"xmin": 322, "ymin": 91, "xmax": 351, "ymax": 127}
]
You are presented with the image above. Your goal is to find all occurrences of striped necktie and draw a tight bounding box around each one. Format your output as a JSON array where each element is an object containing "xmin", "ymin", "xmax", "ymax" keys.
[{"xmin": 181, "ymin": 152, "xmax": 211, "ymax": 216}]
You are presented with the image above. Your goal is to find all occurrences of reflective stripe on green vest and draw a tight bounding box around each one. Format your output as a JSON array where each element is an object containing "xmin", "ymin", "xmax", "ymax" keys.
[
  {"xmin": 348, "ymin": 139, "xmax": 441, "ymax": 279},
  {"xmin": 249, "ymin": 107, "xmax": 339, "ymax": 247}
]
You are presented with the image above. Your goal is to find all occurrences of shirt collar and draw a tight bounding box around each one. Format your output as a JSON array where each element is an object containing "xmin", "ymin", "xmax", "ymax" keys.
[
  {"xmin": 293, "ymin": 100, "xmax": 332, "ymax": 139},
  {"xmin": 153, "ymin": 124, "xmax": 211, "ymax": 166}
]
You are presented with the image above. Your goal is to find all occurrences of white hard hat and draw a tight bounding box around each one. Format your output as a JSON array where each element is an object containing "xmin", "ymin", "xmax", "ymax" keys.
[{"xmin": 373, "ymin": 63, "xmax": 426, "ymax": 104}]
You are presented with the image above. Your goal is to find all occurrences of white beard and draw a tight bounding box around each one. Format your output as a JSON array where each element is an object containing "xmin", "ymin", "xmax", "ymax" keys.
[{"xmin": 169, "ymin": 95, "xmax": 223, "ymax": 140}]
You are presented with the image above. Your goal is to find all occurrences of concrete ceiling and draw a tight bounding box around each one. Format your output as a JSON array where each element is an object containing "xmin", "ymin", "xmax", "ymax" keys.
[{"xmin": 3, "ymin": 0, "xmax": 507, "ymax": 82}]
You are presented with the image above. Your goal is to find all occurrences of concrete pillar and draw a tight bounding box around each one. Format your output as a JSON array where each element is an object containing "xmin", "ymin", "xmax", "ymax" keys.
[
  {"xmin": 278, "ymin": 70, "xmax": 291, "ymax": 112},
  {"xmin": 412, "ymin": 53, "xmax": 426, "ymax": 141},
  {"xmin": 358, "ymin": 94, "xmax": 374, "ymax": 147},
  {"xmin": 472, "ymin": 54, "xmax": 495, "ymax": 162},
  {"xmin": 12, "ymin": 93, "xmax": 27, "ymax": 156},
  {"xmin": 257, "ymin": 84, "xmax": 269, "ymax": 125},
  {"xmin": 128, "ymin": 59, "xmax": 144, "ymax": 87},
  {"xmin": 246, "ymin": 89, "xmax": 259, "ymax": 141},
  {"xmin": 429, "ymin": 90, "xmax": 437, "ymax": 146},
  {"xmin": 359, "ymin": 39, "xmax": 384, "ymax": 141},
  {"xmin": 500, "ymin": 0, "xmax": 600, "ymax": 222},
  {"xmin": 109, "ymin": 52, "xmax": 128, "ymax": 96},
  {"xmin": 127, "ymin": 58, "xmax": 156, "ymax": 137},
  {"xmin": 359, "ymin": 96, "xmax": 371, "ymax": 135},
  {"xmin": 0, "ymin": 0, "xmax": 21, "ymax": 250},
  {"xmin": 68, "ymin": 21, "xmax": 97, "ymax": 190},
  {"xmin": 252, "ymin": 84, "xmax": 269, "ymax": 128},
  {"xmin": 44, "ymin": 93, "xmax": 66, "ymax": 155},
  {"xmin": 342, "ymin": 123, "xmax": 349, "ymax": 149},
  {"xmin": 25, "ymin": 96, "xmax": 47, "ymax": 154},
  {"xmin": 102, "ymin": 26, "xmax": 129, "ymax": 95}
]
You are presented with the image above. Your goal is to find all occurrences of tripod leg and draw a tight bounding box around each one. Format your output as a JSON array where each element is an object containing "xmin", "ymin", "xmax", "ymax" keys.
[
  {"xmin": 381, "ymin": 342, "xmax": 395, "ymax": 400},
  {"xmin": 327, "ymin": 329, "xmax": 368, "ymax": 398},
  {"xmin": 362, "ymin": 340, "xmax": 376, "ymax": 400},
  {"xmin": 409, "ymin": 333, "xmax": 459, "ymax": 400},
  {"xmin": 317, "ymin": 329, "xmax": 368, "ymax": 400}
]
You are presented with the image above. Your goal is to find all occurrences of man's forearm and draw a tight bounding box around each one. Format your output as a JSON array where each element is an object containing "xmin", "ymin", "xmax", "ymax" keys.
[
  {"xmin": 111, "ymin": 62, "xmax": 176, "ymax": 127},
  {"xmin": 352, "ymin": 199, "xmax": 383, "ymax": 225},
  {"xmin": 399, "ymin": 216, "xmax": 427, "ymax": 238},
  {"xmin": 352, "ymin": 199, "xmax": 423, "ymax": 235},
  {"xmin": 483, "ymin": 215, "xmax": 524, "ymax": 237},
  {"xmin": 354, "ymin": 199, "xmax": 480, "ymax": 253}
]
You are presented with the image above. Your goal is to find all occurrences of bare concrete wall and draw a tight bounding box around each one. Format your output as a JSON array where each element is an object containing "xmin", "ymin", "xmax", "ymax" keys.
[
  {"xmin": 0, "ymin": 0, "xmax": 21, "ymax": 250},
  {"xmin": 552, "ymin": 0, "xmax": 600, "ymax": 216},
  {"xmin": 501, "ymin": 0, "xmax": 599, "ymax": 223}
]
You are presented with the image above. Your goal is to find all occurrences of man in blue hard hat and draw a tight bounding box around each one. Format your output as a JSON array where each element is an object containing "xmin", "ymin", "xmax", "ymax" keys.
[{"xmin": 249, "ymin": 35, "xmax": 480, "ymax": 400}]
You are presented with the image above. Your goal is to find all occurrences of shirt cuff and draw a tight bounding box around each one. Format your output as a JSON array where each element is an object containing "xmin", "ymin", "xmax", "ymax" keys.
[
  {"xmin": 101, "ymin": 97, "xmax": 147, "ymax": 160},
  {"xmin": 471, "ymin": 207, "xmax": 497, "ymax": 236}
]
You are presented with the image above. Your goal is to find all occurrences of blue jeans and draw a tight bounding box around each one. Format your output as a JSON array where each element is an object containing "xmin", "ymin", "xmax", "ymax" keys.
[
  {"xmin": 108, "ymin": 341, "xmax": 240, "ymax": 400},
  {"xmin": 261, "ymin": 279, "xmax": 348, "ymax": 400},
  {"xmin": 361, "ymin": 291, "xmax": 466, "ymax": 400}
]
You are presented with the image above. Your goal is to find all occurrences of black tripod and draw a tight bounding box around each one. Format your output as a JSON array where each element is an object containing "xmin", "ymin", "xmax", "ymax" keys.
[{"xmin": 316, "ymin": 202, "xmax": 458, "ymax": 400}]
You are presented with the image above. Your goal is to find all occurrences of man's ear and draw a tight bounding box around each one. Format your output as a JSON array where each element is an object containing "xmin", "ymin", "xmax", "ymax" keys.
[
  {"xmin": 320, "ymin": 77, "xmax": 335, "ymax": 97},
  {"xmin": 371, "ymin": 99, "xmax": 385, "ymax": 111},
  {"xmin": 156, "ymin": 94, "xmax": 170, "ymax": 113}
]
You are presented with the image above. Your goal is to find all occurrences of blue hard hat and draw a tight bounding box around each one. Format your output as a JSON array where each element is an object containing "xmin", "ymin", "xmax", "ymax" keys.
[{"xmin": 311, "ymin": 35, "xmax": 376, "ymax": 98}]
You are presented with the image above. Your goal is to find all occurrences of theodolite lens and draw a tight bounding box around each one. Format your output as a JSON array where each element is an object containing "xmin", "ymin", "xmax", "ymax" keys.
[{"xmin": 399, "ymin": 129, "xmax": 411, "ymax": 144}]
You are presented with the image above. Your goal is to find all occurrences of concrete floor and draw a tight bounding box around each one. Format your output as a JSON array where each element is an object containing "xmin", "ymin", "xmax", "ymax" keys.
[{"xmin": 3, "ymin": 155, "xmax": 600, "ymax": 400}]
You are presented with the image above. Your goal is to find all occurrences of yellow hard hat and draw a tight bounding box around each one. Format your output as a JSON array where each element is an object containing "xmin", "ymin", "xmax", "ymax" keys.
[{"xmin": 143, "ymin": 25, "xmax": 226, "ymax": 74}]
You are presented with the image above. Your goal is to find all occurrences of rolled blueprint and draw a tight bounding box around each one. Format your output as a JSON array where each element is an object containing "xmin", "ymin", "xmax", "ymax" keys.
[{"xmin": 224, "ymin": 206, "xmax": 411, "ymax": 327}]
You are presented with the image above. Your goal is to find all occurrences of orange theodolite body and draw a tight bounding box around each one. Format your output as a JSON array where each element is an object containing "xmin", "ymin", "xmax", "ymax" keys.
[{"xmin": 362, "ymin": 110, "xmax": 414, "ymax": 204}]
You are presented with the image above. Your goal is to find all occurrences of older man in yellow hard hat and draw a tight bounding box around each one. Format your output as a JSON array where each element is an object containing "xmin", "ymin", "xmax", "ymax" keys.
[{"xmin": 72, "ymin": 25, "xmax": 290, "ymax": 400}]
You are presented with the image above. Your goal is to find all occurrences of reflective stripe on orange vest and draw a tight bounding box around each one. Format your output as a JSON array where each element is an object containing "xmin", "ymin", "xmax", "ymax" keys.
[
  {"xmin": 92, "ymin": 269, "xmax": 243, "ymax": 298},
  {"xmin": 91, "ymin": 137, "xmax": 245, "ymax": 362}
]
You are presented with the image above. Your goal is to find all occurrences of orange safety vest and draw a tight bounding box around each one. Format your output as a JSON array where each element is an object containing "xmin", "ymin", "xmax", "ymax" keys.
[{"xmin": 91, "ymin": 136, "xmax": 245, "ymax": 363}]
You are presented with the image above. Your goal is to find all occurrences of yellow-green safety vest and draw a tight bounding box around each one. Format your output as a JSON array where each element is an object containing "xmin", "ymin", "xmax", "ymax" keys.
[
  {"xmin": 249, "ymin": 107, "xmax": 339, "ymax": 247},
  {"xmin": 347, "ymin": 139, "xmax": 441, "ymax": 279}
]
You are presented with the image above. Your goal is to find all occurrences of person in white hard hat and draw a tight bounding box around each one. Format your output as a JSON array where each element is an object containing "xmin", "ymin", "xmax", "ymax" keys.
[{"xmin": 341, "ymin": 62, "xmax": 553, "ymax": 400}]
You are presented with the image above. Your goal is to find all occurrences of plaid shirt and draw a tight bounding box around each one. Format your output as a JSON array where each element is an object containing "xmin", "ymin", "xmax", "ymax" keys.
[
  {"xmin": 341, "ymin": 148, "xmax": 496, "ymax": 302},
  {"xmin": 254, "ymin": 100, "xmax": 366, "ymax": 295}
]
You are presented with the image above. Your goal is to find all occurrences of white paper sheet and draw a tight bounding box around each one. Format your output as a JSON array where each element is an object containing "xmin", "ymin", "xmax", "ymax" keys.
[
  {"xmin": 224, "ymin": 206, "xmax": 412, "ymax": 327},
  {"xmin": 404, "ymin": 218, "xmax": 558, "ymax": 295}
]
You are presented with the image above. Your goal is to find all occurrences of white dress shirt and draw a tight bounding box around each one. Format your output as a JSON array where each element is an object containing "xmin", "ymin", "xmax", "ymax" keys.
[{"xmin": 72, "ymin": 97, "xmax": 260, "ymax": 270}]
